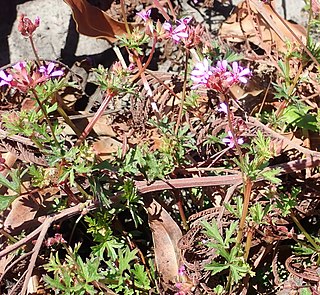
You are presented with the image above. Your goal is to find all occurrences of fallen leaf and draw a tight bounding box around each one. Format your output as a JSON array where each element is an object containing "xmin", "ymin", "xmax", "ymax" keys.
[
  {"xmin": 145, "ymin": 198, "xmax": 182, "ymax": 289},
  {"xmin": 63, "ymin": 0, "xmax": 138, "ymax": 42},
  {"xmin": 219, "ymin": 0, "xmax": 306, "ymax": 53}
]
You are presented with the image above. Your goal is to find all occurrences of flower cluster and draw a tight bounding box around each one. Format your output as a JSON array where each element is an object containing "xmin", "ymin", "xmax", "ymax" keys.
[
  {"xmin": 44, "ymin": 233, "xmax": 66, "ymax": 247},
  {"xmin": 162, "ymin": 17, "xmax": 192, "ymax": 43},
  {"xmin": 191, "ymin": 58, "xmax": 251, "ymax": 93},
  {"xmin": 0, "ymin": 62, "xmax": 63, "ymax": 93},
  {"xmin": 192, "ymin": 59, "xmax": 251, "ymax": 149},
  {"xmin": 18, "ymin": 14, "xmax": 40, "ymax": 37}
]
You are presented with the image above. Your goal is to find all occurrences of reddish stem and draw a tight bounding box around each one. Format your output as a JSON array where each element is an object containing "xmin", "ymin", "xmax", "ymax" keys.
[{"xmin": 75, "ymin": 92, "xmax": 114, "ymax": 146}]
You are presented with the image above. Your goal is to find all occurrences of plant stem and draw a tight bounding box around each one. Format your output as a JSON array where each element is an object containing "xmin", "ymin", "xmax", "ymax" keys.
[
  {"xmin": 134, "ymin": 55, "xmax": 161, "ymax": 121},
  {"xmin": 120, "ymin": 0, "xmax": 130, "ymax": 34},
  {"xmin": 224, "ymin": 96, "xmax": 243, "ymax": 158},
  {"xmin": 306, "ymin": 0, "xmax": 314, "ymax": 45},
  {"xmin": 236, "ymin": 177, "xmax": 253, "ymax": 246},
  {"xmin": 174, "ymin": 190, "xmax": 188, "ymax": 230},
  {"xmin": 29, "ymin": 35, "xmax": 41, "ymax": 66},
  {"xmin": 31, "ymin": 89, "xmax": 60, "ymax": 147},
  {"xmin": 75, "ymin": 92, "xmax": 114, "ymax": 146},
  {"xmin": 221, "ymin": 94, "xmax": 252, "ymax": 248},
  {"xmin": 244, "ymin": 225, "xmax": 254, "ymax": 260},
  {"xmin": 175, "ymin": 49, "xmax": 189, "ymax": 135},
  {"xmin": 290, "ymin": 212, "xmax": 319, "ymax": 251},
  {"xmin": 57, "ymin": 105, "xmax": 81, "ymax": 137},
  {"xmin": 130, "ymin": 36, "xmax": 158, "ymax": 83}
]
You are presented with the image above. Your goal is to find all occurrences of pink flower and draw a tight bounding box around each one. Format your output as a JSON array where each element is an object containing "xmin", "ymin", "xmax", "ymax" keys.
[
  {"xmin": 217, "ymin": 102, "xmax": 228, "ymax": 114},
  {"xmin": 39, "ymin": 62, "xmax": 64, "ymax": 78},
  {"xmin": 0, "ymin": 70, "xmax": 13, "ymax": 87},
  {"xmin": 0, "ymin": 62, "xmax": 63, "ymax": 93},
  {"xmin": 179, "ymin": 16, "xmax": 192, "ymax": 25},
  {"xmin": 45, "ymin": 233, "xmax": 66, "ymax": 247},
  {"xmin": 191, "ymin": 59, "xmax": 251, "ymax": 93},
  {"xmin": 163, "ymin": 17, "xmax": 192, "ymax": 43},
  {"xmin": 223, "ymin": 131, "xmax": 244, "ymax": 148},
  {"xmin": 137, "ymin": 9, "xmax": 151, "ymax": 22},
  {"xmin": 178, "ymin": 265, "xmax": 185, "ymax": 276},
  {"xmin": 215, "ymin": 60, "xmax": 228, "ymax": 72},
  {"xmin": 227, "ymin": 62, "xmax": 251, "ymax": 84},
  {"xmin": 190, "ymin": 58, "xmax": 213, "ymax": 87}
]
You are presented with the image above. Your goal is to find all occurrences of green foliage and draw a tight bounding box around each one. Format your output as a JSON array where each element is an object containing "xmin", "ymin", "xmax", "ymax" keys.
[
  {"xmin": 281, "ymin": 104, "xmax": 318, "ymax": 132},
  {"xmin": 116, "ymin": 28, "xmax": 150, "ymax": 55},
  {"xmin": 184, "ymin": 90, "xmax": 200, "ymax": 109},
  {"xmin": 47, "ymin": 143, "xmax": 95, "ymax": 185},
  {"xmin": 224, "ymin": 196, "xmax": 243, "ymax": 219},
  {"xmin": 85, "ymin": 210, "xmax": 123, "ymax": 261},
  {"xmin": 202, "ymin": 220, "xmax": 254, "ymax": 284},
  {"xmin": 151, "ymin": 116, "xmax": 197, "ymax": 164},
  {"xmin": 235, "ymin": 130, "xmax": 281, "ymax": 183},
  {"xmin": 2, "ymin": 105, "xmax": 59, "ymax": 144},
  {"xmin": 118, "ymin": 180, "xmax": 144, "ymax": 227},
  {"xmin": 249, "ymin": 202, "xmax": 271, "ymax": 225},
  {"xmin": 93, "ymin": 64, "xmax": 136, "ymax": 95},
  {"xmin": 118, "ymin": 144, "xmax": 174, "ymax": 182},
  {"xmin": 275, "ymin": 186, "xmax": 300, "ymax": 216},
  {"xmin": 44, "ymin": 244, "xmax": 105, "ymax": 295},
  {"xmin": 44, "ymin": 242, "xmax": 152, "ymax": 295},
  {"xmin": 117, "ymin": 118, "xmax": 196, "ymax": 182},
  {"xmin": 0, "ymin": 168, "xmax": 26, "ymax": 211}
]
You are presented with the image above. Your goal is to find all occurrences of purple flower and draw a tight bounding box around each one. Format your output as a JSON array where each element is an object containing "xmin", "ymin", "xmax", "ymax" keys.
[
  {"xmin": 137, "ymin": 9, "xmax": 151, "ymax": 22},
  {"xmin": 227, "ymin": 62, "xmax": 251, "ymax": 84},
  {"xmin": 39, "ymin": 62, "xmax": 64, "ymax": 78},
  {"xmin": 179, "ymin": 16, "xmax": 192, "ymax": 25},
  {"xmin": 222, "ymin": 131, "xmax": 244, "ymax": 148},
  {"xmin": 178, "ymin": 265, "xmax": 185, "ymax": 276},
  {"xmin": 215, "ymin": 60, "xmax": 228, "ymax": 72},
  {"xmin": 190, "ymin": 58, "xmax": 212, "ymax": 87},
  {"xmin": 163, "ymin": 17, "xmax": 192, "ymax": 43},
  {"xmin": 0, "ymin": 70, "xmax": 13, "ymax": 87},
  {"xmin": 217, "ymin": 102, "xmax": 228, "ymax": 114},
  {"xmin": 162, "ymin": 21, "xmax": 173, "ymax": 32},
  {"xmin": 191, "ymin": 59, "xmax": 251, "ymax": 93}
]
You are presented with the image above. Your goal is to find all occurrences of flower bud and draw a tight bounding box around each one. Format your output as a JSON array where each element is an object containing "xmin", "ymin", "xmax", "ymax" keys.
[{"xmin": 18, "ymin": 14, "xmax": 40, "ymax": 37}]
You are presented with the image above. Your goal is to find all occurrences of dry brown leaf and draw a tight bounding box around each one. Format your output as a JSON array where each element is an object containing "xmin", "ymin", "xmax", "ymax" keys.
[
  {"xmin": 145, "ymin": 198, "xmax": 182, "ymax": 288},
  {"xmin": 219, "ymin": 0, "xmax": 306, "ymax": 53},
  {"xmin": 92, "ymin": 136, "xmax": 122, "ymax": 160},
  {"xmin": 3, "ymin": 186, "xmax": 59, "ymax": 232},
  {"xmin": 4, "ymin": 194, "xmax": 40, "ymax": 232},
  {"xmin": 63, "ymin": 0, "xmax": 137, "ymax": 42}
]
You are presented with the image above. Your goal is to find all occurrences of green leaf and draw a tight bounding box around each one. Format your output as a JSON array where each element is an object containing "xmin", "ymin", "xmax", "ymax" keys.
[
  {"xmin": 0, "ymin": 172, "xmax": 19, "ymax": 192},
  {"xmin": 0, "ymin": 195, "xmax": 18, "ymax": 211},
  {"xmin": 225, "ymin": 221, "xmax": 238, "ymax": 246},
  {"xmin": 132, "ymin": 264, "xmax": 151, "ymax": 290},
  {"xmin": 204, "ymin": 261, "xmax": 229, "ymax": 275},
  {"xmin": 261, "ymin": 168, "xmax": 282, "ymax": 184},
  {"xmin": 201, "ymin": 220, "xmax": 224, "ymax": 245},
  {"xmin": 43, "ymin": 274, "xmax": 67, "ymax": 291}
]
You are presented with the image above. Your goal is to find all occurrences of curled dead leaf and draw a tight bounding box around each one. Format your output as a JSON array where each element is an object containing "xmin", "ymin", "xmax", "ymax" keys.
[
  {"xmin": 145, "ymin": 198, "xmax": 182, "ymax": 289},
  {"xmin": 63, "ymin": 0, "xmax": 138, "ymax": 42}
]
